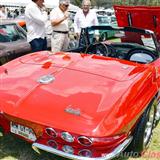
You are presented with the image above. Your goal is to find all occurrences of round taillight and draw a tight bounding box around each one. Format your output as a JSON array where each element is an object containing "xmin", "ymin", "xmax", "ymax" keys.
[
  {"xmin": 62, "ymin": 145, "xmax": 74, "ymax": 154},
  {"xmin": 79, "ymin": 149, "xmax": 92, "ymax": 157},
  {"xmin": 77, "ymin": 136, "xmax": 92, "ymax": 146},
  {"xmin": 61, "ymin": 132, "xmax": 74, "ymax": 142},
  {"xmin": 45, "ymin": 128, "xmax": 57, "ymax": 138},
  {"xmin": 47, "ymin": 140, "xmax": 58, "ymax": 149}
]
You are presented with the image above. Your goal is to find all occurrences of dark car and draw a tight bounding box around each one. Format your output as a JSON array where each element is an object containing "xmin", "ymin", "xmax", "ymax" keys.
[
  {"xmin": 0, "ymin": 21, "xmax": 31, "ymax": 65},
  {"xmin": 0, "ymin": 20, "xmax": 51, "ymax": 65}
]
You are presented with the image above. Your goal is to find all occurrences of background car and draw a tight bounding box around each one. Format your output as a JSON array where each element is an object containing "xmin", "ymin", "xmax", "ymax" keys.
[
  {"xmin": 0, "ymin": 21, "xmax": 30, "ymax": 65},
  {"xmin": 0, "ymin": 20, "xmax": 51, "ymax": 65},
  {"xmin": 97, "ymin": 15, "xmax": 116, "ymax": 41}
]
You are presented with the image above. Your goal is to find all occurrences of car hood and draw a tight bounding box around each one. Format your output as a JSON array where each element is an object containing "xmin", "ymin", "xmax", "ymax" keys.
[
  {"xmin": 0, "ymin": 51, "xmax": 149, "ymax": 136},
  {"xmin": 114, "ymin": 5, "xmax": 160, "ymax": 41}
]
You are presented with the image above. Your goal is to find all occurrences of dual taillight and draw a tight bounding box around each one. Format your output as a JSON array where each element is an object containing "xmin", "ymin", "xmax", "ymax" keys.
[
  {"xmin": 45, "ymin": 128, "xmax": 57, "ymax": 138},
  {"xmin": 77, "ymin": 136, "xmax": 92, "ymax": 146},
  {"xmin": 45, "ymin": 128, "xmax": 93, "ymax": 146},
  {"xmin": 45, "ymin": 127, "xmax": 127, "ymax": 158}
]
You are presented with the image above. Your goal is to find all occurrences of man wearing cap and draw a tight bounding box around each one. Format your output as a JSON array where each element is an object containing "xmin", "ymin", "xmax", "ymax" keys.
[{"xmin": 50, "ymin": 0, "xmax": 70, "ymax": 52}]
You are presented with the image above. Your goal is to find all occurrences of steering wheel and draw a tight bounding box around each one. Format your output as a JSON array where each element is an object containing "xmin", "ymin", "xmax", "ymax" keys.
[
  {"xmin": 126, "ymin": 49, "xmax": 156, "ymax": 63},
  {"xmin": 84, "ymin": 42, "xmax": 116, "ymax": 57}
]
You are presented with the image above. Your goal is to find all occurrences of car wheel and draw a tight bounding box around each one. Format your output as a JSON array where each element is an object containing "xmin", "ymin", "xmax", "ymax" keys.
[
  {"xmin": 100, "ymin": 32, "xmax": 108, "ymax": 41},
  {"xmin": 154, "ymin": 100, "xmax": 160, "ymax": 127},
  {"xmin": 125, "ymin": 98, "xmax": 156, "ymax": 157}
]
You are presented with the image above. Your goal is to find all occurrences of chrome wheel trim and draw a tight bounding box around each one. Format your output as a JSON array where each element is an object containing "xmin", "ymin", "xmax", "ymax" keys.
[
  {"xmin": 143, "ymin": 102, "xmax": 155, "ymax": 147},
  {"xmin": 155, "ymin": 102, "xmax": 160, "ymax": 121}
]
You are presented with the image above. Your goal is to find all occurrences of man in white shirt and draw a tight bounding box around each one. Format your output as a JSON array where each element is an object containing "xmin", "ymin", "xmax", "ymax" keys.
[
  {"xmin": 0, "ymin": 6, "xmax": 7, "ymax": 19},
  {"xmin": 74, "ymin": 0, "xmax": 98, "ymax": 38},
  {"xmin": 50, "ymin": 0, "xmax": 70, "ymax": 52},
  {"xmin": 25, "ymin": 0, "xmax": 48, "ymax": 52}
]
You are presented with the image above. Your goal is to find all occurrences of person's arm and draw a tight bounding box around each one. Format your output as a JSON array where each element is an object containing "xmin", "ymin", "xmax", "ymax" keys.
[
  {"xmin": 92, "ymin": 11, "xmax": 99, "ymax": 41},
  {"xmin": 73, "ymin": 11, "xmax": 81, "ymax": 38},
  {"xmin": 27, "ymin": 6, "xmax": 48, "ymax": 26},
  {"xmin": 93, "ymin": 12, "xmax": 99, "ymax": 26},
  {"xmin": 50, "ymin": 11, "xmax": 68, "ymax": 26}
]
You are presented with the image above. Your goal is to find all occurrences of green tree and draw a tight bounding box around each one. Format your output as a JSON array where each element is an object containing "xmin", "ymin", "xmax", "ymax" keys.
[
  {"xmin": 71, "ymin": 0, "xmax": 113, "ymax": 8},
  {"xmin": 70, "ymin": 0, "xmax": 82, "ymax": 7}
]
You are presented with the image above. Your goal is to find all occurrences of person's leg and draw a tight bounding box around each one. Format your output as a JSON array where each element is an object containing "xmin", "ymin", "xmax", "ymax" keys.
[
  {"xmin": 29, "ymin": 38, "xmax": 42, "ymax": 52},
  {"xmin": 51, "ymin": 32, "xmax": 64, "ymax": 52},
  {"xmin": 62, "ymin": 34, "xmax": 69, "ymax": 51},
  {"xmin": 41, "ymin": 37, "xmax": 47, "ymax": 51}
]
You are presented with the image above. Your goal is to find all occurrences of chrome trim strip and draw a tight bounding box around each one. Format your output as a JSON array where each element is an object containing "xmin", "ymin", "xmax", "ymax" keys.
[
  {"xmin": 77, "ymin": 136, "xmax": 92, "ymax": 146},
  {"xmin": 32, "ymin": 136, "xmax": 132, "ymax": 160},
  {"xmin": 45, "ymin": 128, "xmax": 57, "ymax": 138}
]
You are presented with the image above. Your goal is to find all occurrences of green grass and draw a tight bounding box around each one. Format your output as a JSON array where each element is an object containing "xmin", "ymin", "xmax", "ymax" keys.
[{"xmin": 0, "ymin": 124, "xmax": 160, "ymax": 160}]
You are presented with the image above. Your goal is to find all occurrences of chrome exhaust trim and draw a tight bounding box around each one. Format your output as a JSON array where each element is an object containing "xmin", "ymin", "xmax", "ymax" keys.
[{"xmin": 32, "ymin": 136, "xmax": 132, "ymax": 160}]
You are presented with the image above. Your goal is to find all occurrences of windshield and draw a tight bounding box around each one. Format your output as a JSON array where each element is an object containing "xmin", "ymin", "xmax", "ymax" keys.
[
  {"xmin": 98, "ymin": 16, "xmax": 110, "ymax": 24},
  {"xmin": 86, "ymin": 27, "xmax": 156, "ymax": 49},
  {"xmin": 0, "ymin": 24, "xmax": 26, "ymax": 43}
]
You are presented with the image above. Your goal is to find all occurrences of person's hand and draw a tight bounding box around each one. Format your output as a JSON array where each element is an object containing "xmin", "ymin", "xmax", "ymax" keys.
[
  {"xmin": 76, "ymin": 33, "xmax": 80, "ymax": 40},
  {"xmin": 64, "ymin": 12, "xmax": 69, "ymax": 19},
  {"xmin": 95, "ymin": 35, "xmax": 99, "ymax": 42}
]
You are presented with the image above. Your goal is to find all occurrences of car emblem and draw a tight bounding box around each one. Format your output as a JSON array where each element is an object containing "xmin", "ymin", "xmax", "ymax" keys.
[
  {"xmin": 38, "ymin": 74, "xmax": 55, "ymax": 84},
  {"xmin": 65, "ymin": 106, "xmax": 81, "ymax": 116},
  {"xmin": 122, "ymin": 66, "xmax": 129, "ymax": 69}
]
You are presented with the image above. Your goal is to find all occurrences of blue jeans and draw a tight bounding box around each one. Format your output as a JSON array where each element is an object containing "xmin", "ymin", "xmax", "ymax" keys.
[{"xmin": 29, "ymin": 38, "xmax": 47, "ymax": 52}]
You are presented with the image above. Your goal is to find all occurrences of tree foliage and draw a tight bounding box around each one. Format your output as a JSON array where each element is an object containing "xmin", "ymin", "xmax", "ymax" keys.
[
  {"xmin": 113, "ymin": 0, "xmax": 160, "ymax": 5},
  {"xmin": 71, "ymin": 0, "xmax": 160, "ymax": 8},
  {"xmin": 70, "ymin": 0, "xmax": 113, "ymax": 8}
]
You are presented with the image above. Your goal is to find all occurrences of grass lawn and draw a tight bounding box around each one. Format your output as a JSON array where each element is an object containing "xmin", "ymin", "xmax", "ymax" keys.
[{"xmin": 0, "ymin": 123, "xmax": 160, "ymax": 160}]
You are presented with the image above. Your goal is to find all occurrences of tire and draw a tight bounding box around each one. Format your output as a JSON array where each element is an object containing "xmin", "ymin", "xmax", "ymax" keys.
[
  {"xmin": 100, "ymin": 32, "xmax": 108, "ymax": 41},
  {"xmin": 154, "ymin": 101, "xmax": 160, "ymax": 127},
  {"xmin": 124, "ymin": 97, "xmax": 156, "ymax": 157}
]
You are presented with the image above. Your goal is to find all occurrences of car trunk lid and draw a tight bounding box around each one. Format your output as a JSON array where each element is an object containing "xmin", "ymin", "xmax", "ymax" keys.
[{"xmin": 0, "ymin": 51, "xmax": 149, "ymax": 136}]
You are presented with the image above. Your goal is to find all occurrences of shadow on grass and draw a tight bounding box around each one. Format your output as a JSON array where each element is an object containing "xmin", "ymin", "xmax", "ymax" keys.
[
  {"xmin": 0, "ymin": 133, "xmax": 129, "ymax": 160},
  {"xmin": 0, "ymin": 133, "xmax": 66, "ymax": 160},
  {"xmin": 0, "ymin": 123, "xmax": 159, "ymax": 160}
]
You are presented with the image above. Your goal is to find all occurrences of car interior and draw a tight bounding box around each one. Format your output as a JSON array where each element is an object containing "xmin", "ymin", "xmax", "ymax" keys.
[{"xmin": 68, "ymin": 27, "xmax": 159, "ymax": 64}]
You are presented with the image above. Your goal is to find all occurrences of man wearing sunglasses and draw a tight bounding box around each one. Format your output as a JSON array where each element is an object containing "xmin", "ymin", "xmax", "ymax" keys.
[{"xmin": 50, "ymin": 0, "xmax": 70, "ymax": 52}]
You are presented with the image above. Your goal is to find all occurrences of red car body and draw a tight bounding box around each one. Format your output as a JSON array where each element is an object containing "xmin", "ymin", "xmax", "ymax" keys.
[
  {"xmin": 114, "ymin": 5, "xmax": 160, "ymax": 42},
  {"xmin": 0, "ymin": 6, "xmax": 160, "ymax": 160}
]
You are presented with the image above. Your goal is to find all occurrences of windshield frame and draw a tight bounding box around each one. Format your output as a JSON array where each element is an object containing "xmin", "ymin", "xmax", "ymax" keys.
[{"xmin": 79, "ymin": 25, "xmax": 160, "ymax": 57}]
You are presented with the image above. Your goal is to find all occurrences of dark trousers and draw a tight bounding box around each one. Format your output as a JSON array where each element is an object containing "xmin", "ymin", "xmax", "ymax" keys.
[{"xmin": 29, "ymin": 38, "xmax": 47, "ymax": 52}]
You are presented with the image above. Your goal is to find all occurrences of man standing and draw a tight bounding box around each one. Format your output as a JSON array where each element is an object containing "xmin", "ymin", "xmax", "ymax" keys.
[
  {"xmin": 50, "ymin": 0, "xmax": 70, "ymax": 52},
  {"xmin": 74, "ymin": 0, "xmax": 98, "ymax": 38},
  {"xmin": 0, "ymin": 6, "xmax": 7, "ymax": 19},
  {"xmin": 25, "ymin": 0, "xmax": 48, "ymax": 52}
]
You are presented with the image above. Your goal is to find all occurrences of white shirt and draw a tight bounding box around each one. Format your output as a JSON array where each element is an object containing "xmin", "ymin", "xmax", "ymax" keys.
[
  {"xmin": 0, "ymin": 10, "xmax": 7, "ymax": 19},
  {"xmin": 50, "ymin": 7, "xmax": 69, "ymax": 32},
  {"xmin": 74, "ymin": 9, "xmax": 98, "ymax": 34},
  {"xmin": 25, "ymin": 1, "xmax": 48, "ymax": 42}
]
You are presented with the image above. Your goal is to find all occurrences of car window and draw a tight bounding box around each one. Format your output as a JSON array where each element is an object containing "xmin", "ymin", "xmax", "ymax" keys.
[
  {"xmin": 84, "ymin": 27, "xmax": 156, "ymax": 49},
  {"xmin": 0, "ymin": 24, "xmax": 26, "ymax": 42},
  {"xmin": 98, "ymin": 17, "xmax": 109, "ymax": 24}
]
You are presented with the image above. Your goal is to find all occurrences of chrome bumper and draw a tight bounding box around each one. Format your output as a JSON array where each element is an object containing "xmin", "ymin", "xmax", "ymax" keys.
[{"xmin": 32, "ymin": 136, "xmax": 132, "ymax": 160}]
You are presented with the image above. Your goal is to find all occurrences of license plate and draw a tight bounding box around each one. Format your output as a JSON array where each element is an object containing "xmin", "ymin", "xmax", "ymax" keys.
[{"xmin": 10, "ymin": 122, "xmax": 37, "ymax": 141}]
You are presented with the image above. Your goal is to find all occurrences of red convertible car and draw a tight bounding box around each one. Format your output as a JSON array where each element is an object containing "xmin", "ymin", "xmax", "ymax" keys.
[{"xmin": 0, "ymin": 6, "xmax": 160, "ymax": 160}]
